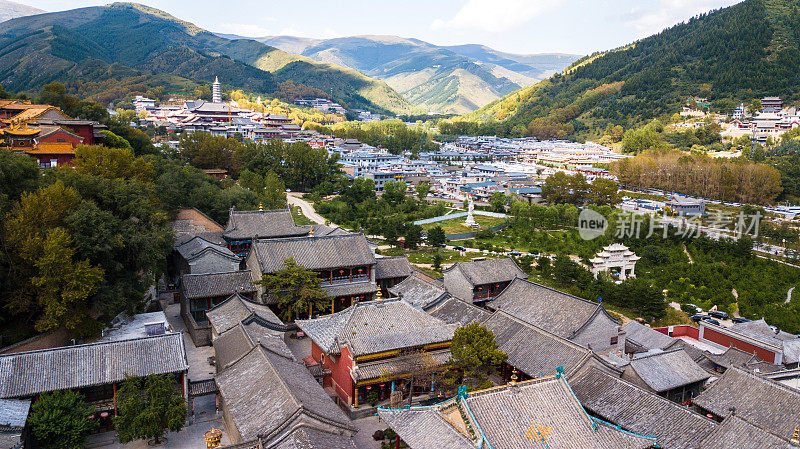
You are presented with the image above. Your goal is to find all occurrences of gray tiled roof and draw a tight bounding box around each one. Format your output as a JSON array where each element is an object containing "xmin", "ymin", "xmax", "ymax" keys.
[
  {"xmin": 465, "ymin": 377, "xmax": 656, "ymax": 449},
  {"xmin": 483, "ymin": 311, "xmax": 593, "ymax": 378},
  {"xmin": 622, "ymin": 321, "xmax": 675, "ymax": 351},
  {"xmin": 321, "ymin": 280, "xmax": 379, "ymax": 298},
  {"xmin": 224, "ymin": 209, "xmax": 310, "ymax": 240},
  {"xmin": 265, "ymin": 426, "xmax": 358, "ymax": 449},
  {"xmin": 0, "ymin": 334, "xmax": 187, "ymax": 398},
  {"xmin": 718, "ymin": 319, "xmax": 800, "ymax": 364},
  {"xmin": 354, "ymin": 349, "xmax": 451, "ymax": 382},
  {"xmin": 296, "ymin": 298, "xmax": 456, "ymax": 356},
  {"xmin": 0, "ymin": 399, "xmax": 29, "ymax": 428},
  {"xmin": 571, "ymin": 367, "xmax": 717, "ymax": 449},
  {"xmin": 215, "ymin": 345, "xmax": 354, "ymax": 442},
  {"xmin": 427, "ymin": 297, "xmax": 490, "ymax": 326},
  {"xmin": 207, "ymin": 293, "xmax": 284, "ymax": 335},
  {"xmin": 628, "ymin": 349, "xmax": 710, "ymax": 393},
  {"xmin": 693, "ymin": 367, "xmax": 800, "ymax": 439},
  {"xmin": 700, "ymin": 416, "xmax": 792, "ymax": 449},
  {"xmin": 252, "ymin": 234, "xmax": 375, "ymax": 273},
  {"xmin": 701, "ymin": 346, "xmax": 758, "ymax": 370},
  {"xmin": 487, "ymin": 278, "xmax": 616, "ymax": 339},
  {"xmin": 380, "ymin": 376, "xmax": 656, "ymax": 449},
  {"xmin": 444, "ymin": 257, "xmax": 526, "ymax": 286},
  {"xmin": 374, "ymin": 256, "xmax": 412, "ymax": 280},
  {"xmin": 376, "ymin": 407, "xmax": 474, "ymax": 449},
  {"xmin": 180, "ymin": 271, "xmax": 256, "ymax": 300},
  {"xmin": 175, "ymin": 235, "xmax": 239, "ymax": 262},
  {"xmin": 214, "ymin": 322, "xmax": 292, "ymax": 371},
  {"xmin": 389, "ymin": 273, "xmax": 448, "ymax": 310}
]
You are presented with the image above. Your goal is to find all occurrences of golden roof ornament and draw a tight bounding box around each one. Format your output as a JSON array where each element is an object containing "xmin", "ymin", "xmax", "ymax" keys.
[{"xmin": 510, "ymin": 368, "xmax": 518, "ymax": 384}]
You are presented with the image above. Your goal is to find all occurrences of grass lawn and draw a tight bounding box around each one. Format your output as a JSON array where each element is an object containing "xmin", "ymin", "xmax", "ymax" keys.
[
  {"xmin": 421, "ymin": 215, "xmax": 507, "ymax": 234},
  {"xmin": 406, "ymin": 248, "xmax": 479, "ymax": 265}
]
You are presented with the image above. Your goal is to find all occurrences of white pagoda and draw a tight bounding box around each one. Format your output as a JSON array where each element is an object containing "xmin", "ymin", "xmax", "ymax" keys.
[
  {"xmin": 212, "ymin": 76, "xmax": 222, "ymax": 103},
  {"xmin": 590, "ymin": 243, "xmax": 640, "ymax": 280}
]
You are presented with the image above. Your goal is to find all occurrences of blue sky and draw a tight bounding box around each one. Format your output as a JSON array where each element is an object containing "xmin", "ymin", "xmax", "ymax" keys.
[{"xmin": 21, "ymin": 0, "xmax": 743, "ymax": 55}]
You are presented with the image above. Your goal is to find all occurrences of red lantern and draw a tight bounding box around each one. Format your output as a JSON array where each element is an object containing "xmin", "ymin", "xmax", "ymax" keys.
[
  {"xmin": 100, "ymin": 412, "xmax": 109, "ymax": 418},
  {"xmin": 358, "ymin": 268, "xmax": 363, "ymax": 273},
  {"xmin": 380, "ymin": 383, "xmax": 385, "ymax": 387},
  {"xmin": 366, "ymin": 386, "xmax": 372, "ymax": 390}
]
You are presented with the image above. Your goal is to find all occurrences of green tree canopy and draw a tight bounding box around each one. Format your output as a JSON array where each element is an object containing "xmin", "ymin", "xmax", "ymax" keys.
[
  {"xmin": 450, "ymin": 322, "xmax": 508, "ymax": 389},
  {"xmin": 257, "ymin": 257, "xmax": 328, "ymax": 321},
  {"xmin": 29, "ymin": 390, "xmax": 97, "ymax": 449},
  {"xmin": 427, "ymin": 226, "xmax": 447, "ymax": 247},
  {"xmin": 114, "ymin": 374, "xmax": 187, "ymax": 444}
]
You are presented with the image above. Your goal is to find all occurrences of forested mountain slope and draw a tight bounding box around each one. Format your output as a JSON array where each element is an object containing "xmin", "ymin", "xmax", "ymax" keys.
[
  {"xmin": 0, "ymin": 3, "xmax": 413, "ymax": 113},
  {"xmin": 465, "ymin": 0, "xmax": 800, "ymax": 139}
]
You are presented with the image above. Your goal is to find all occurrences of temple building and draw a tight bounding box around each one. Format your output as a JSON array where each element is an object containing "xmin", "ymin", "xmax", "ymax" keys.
[
  {"xmin": 0, "ymin": 334, "xmax": 188, "ymax": 434},
  {"xmin": 443, "ymin": 258, "xmax": 527, "ymax": 303},
  {"xmin": 590, "ymin": 243, "xmax": 640, "ymax": 280},
  {"xmin": 378, "ymin": 374, "xmax": 657, "ymax": 449},
  {"xmin": 179, "ymin": 270, "xmax": 257, "ymax": 345},
  {"xmin": 296, "ymin": 298, "xmax": 456, "ymax": 411},
  {"xmin": 621, "ymin": 349, "xmax": 711, "ymax": 403},
  {"xmin": 486, "ymin": 278, "xmax": 626, "ymax": 353},
  {"xmin": 223, "ymin": 208, "xmax": 311, "ymax": 257},
  {"xmin": 247, "ymin": 233, "xmax": 382, "ymax": 313}
]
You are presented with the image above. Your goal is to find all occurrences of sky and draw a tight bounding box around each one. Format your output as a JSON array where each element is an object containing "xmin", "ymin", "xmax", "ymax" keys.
[{"xmin": 19, "ymin": 0, "xmax": 744, "ymax": 55}]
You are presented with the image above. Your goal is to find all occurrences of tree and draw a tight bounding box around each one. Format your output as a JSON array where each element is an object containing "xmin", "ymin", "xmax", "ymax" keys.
[
  {"xmin": 99, "ymin": 130, "xmax": 132, "ymax": 149},
  {"xmin": 432, "ymin": 251, "xmax": 443, "ymax": 271},
  {"xmin": 28, "ymin": 390, "xmax": 97, "ymax": 449},
  {"xmin": 382, "ymin": 180, "xmax": 407, "ymax": 206},
  {"xmin": 621, "ymin": 127, "xmax": 667, "ymax": 154},
  {"xmin": 257, "ymin": 257, "xmax": 328, "ymax": 320},
  {"xmin": 114, "ymin": 374, "xmax": 187, "ymax": 444},
  {"xmin": 73, "ymin": 145, "xmax": 153, "ymax": 182},
  {"xmin": 415, "ymin": 181, "xmax": 431, "ymax": 200},
  {"xmin": 427, "ymin": 226, "xmax": 447, "ymax": 247},
  {"xmin": 489, "ymin": 191, "xmax": 507, "ymax": 213},
  {"xmin": 449, "ymin": 322, "xmax": 507, "ymax": 389},
  {"xmin": 588, "ymin": 178, "xmax": 620, "ymax": 206},
  {"xmin": 404, "ymin": 224, "xmax": 422, "ymax": 250}
]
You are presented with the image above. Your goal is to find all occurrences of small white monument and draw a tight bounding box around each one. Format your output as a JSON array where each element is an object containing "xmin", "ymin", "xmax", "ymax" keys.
[
  {"xmin": 590, "ymin": 243, "xmax": 640, "ymax": 280},
  {"xmin": 463, "ymin": 196, "xmax": 480, "ymax": 229}
]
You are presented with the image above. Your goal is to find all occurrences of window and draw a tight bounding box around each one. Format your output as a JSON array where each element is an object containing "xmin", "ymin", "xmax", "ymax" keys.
[{"xmin": 610, "ymin": 336, "xmax": 619, "ymax": 346}]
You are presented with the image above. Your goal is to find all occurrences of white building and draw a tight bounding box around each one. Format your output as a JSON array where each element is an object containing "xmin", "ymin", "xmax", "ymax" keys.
[{"xmin": 590, "ymin": 243, "xmax": 640, "ymax": 281}]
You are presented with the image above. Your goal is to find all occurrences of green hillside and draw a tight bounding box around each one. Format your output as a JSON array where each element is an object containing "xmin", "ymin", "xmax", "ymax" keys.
[
  {"xmin": 0, "ymin": 3, "xmax": 414, "ymax": 114},
  {"xmin": 260, "ymin": 35, "xmax": 579, "ymax": 114},
  {"xmin": 463, "ymin": 0, "xmax": 800, "ymax": 139}
]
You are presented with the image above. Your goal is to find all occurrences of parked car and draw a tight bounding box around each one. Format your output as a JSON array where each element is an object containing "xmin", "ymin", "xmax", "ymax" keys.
[
  {"xmin": 731, "ymin": 317, "xmax": 751, "ymax": 324},
  {"xmin": 702, "ymin": 317, "xmax": 721, "ymax": 326},
  {"xmin": 686, "ymin": 303, "xmax": 703, "ymax": 313},
  {"xmin": 507, "ymin": 251, "xmax": 522, "ymax": 257},
  {"xmin": 691, "ymin": 314, "xmax": 708, "ymax": 323},
  {"xmin": 709, "ymin": 311, "xmax": 729, "ymax": 320},
  {"xmin": 453, "ymin": 246, "xmax": 466, "ymax": 251}
]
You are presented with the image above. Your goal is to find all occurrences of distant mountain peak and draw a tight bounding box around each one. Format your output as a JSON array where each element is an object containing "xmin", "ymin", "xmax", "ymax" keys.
[{"xmin": 0, "ymin": 0, "xmax": 44, "ymax": 22}]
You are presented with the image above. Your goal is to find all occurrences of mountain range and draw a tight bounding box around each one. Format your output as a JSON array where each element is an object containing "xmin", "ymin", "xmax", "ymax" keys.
[
  {"xmin": 0, "ymin": 0, "xmax": 42, "ymax": 22},
  {"xmin": 231, "ymin": 34, "xmax": 579, "ymax": 114},
  {"xmin": 469, "ymin": 0, "xmax": 800, "ymax": 139},
  {"xmin": 0, "ymin": 3, "xmax": 413, "ymax": 114}
]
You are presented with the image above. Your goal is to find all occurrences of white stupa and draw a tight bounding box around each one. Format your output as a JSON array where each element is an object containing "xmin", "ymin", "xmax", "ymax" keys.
[{"xmin": 463, "ymin": 197, "xmax": 479, "ymax": 229}]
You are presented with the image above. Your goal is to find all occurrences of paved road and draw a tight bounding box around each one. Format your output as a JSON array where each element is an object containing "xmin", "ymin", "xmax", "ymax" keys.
[
  {"xmin": 287, "ymin": 192, "xmax": 329, "ymax": 225},
  {"xmin": 789, "ymin": 286, "xmax": 796, "ymax": 304}
]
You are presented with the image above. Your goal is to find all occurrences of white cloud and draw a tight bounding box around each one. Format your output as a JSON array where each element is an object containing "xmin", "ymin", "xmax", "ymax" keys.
[
  {"xmin": 216, "ymin": 22, "xmax": 272, "ymax": 37},
  {"xmin": 431, "ymin": 0, "xmax": 564, "ymax": 33}
]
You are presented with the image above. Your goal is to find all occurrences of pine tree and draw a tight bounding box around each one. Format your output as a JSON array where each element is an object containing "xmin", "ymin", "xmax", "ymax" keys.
[{"xmin": 114, "ymin": 374, "xmax": 187, "ymax": 444}]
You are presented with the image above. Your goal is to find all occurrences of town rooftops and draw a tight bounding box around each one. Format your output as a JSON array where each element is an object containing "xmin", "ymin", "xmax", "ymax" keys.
[
  {"xmin": 224, "ymin": 208, "xmax": 310, "ymax": 240},
  {"xmin": 0, "ymin": 333, "xmax": 187, "ymax": 399},
  {"xmin": 627, "ymin": 349, "xmax": 710, "ymax": 393},
  {"xmin": 251, "ymin": 233, "xmax": 375, "ymax": 273},
  {"xmin": 483, "ymin": 311, "xmax": 601, "ymax": 379},
  {"xmin": 700, "ymin": 415, "xmax": 792, "ymax": 449},
  {"xmin": 175, "ymin": 235, "xmax": 239, "ymax": 263},
  {"xmin": 374, "ymin": 256, "xmax": 412, "ymax": 280},
  {"xmin": 213, "ymin": 322, "xmax": 292, "ymax": 371},
  {"xmin": 443, "ymin": 257, "xmax": 527, "ymax": 286},
  {"xmin": 427, "ymin": 297, "xmax": 491, "ymax": 326},
  {"xmin": 389, "ymin": 272, "xmax": 448, "ymax": 310},
  {"xmin": 215, "ymin": 344, "xmax": 355, "ymax": 442},
  {"xmin": 378, "ymin": 375, "xmax": 656, "ymax": 449},
  {"xmin": 206, "ymin": 293, "xmax": 285, "ymax": 336},
  {"xmin": 487, "ymin": 278, "xmax": 618, "ymax": 339},
  {"xmin": 180, "ymin": 271, "xmax": 256, "ymax": 300},
  {"xmin": 571, "ymin": 366, "xmax": 717, "ymax": 449},
  {"xmin": 694, "ymin": 366, "xmax": 800, "ymax": 439},
  {"xmin": 296, "ymin": 298, "xmax": 456, "ymax": 356},
  {"xmin": 709, "ymin": 319, "xmax": 800, "ymax": 364},
  {"xmin": 622, "ymin": 321, "xmax": 676, "ymax": 351}
]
